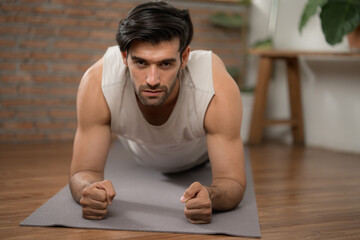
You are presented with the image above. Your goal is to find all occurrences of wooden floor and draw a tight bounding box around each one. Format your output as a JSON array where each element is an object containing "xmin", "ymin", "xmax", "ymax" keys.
[{"xmin": 0, "ymin": 141, "xmax": 359, "ymax": 240}]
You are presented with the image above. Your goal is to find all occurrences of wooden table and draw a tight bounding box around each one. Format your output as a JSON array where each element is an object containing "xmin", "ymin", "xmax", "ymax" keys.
[
  {"xmin": 1, "ymin": 141, "xmax": 360, "ymax": 239},
  {"xmin": 247, "ymin": 48, "xmax": 360, "ymax": 145}
]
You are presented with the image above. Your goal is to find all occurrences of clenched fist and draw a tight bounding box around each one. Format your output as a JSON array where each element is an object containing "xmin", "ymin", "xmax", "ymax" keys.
[
  {"xmin": 79, "ymin": 179, "xmax": 116, "ymax": 220},
  {"xmin": 180, "ymin": 181, "xmax": 212, "ymax": 224}
]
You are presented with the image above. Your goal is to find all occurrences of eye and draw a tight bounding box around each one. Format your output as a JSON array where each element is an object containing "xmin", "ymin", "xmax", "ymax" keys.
[
  {"xmin": 136, "ymin": 61, "xmax": 145, "ymax": 66},
  {"xmin": 160, "ymin": 62, "xmax": 171, "ymax": 68},
  {"xmin": 135, "ymin": 60, "xmax": 146, "ymax": 67}
]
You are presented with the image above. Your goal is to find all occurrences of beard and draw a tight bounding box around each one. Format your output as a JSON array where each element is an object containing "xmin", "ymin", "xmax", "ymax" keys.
[{"xmin": 134, "ymin": 71, "xmax": 180, "ymax": 107}]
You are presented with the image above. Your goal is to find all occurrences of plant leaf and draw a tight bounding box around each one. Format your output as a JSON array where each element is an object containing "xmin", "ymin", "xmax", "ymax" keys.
[
  {"xmin": 320, "ymin": 0, "xmax": 360, "ymax": 45},
  {"xmin": 210, "ymin": 12, "xmax": 244, "ymax": 29},
  {"xmin": 299, "ymin": 0, "xmax": 328, "ymax": 33}
]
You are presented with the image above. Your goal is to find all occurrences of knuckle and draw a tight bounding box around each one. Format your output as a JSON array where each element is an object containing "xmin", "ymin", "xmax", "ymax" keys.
[
  {"xmin": 79, "ymin": 197, "xmax": 87, "ymax": 206},
  {"xmin": 204, "ymin": 200, "xmax": 212, "ymax": 209},
  {"xmin": 193, "ymin": 181, "xmax": 201, "ymax": 187},
  {"xmin": 205, "ymin": 208, "xmax": 212, "ymax": 216},
  {"xmin": 82, "ymin": 188, "xmax": 89, "ymax": 197},
  {"xmin": 184, "ymin": 208, "xmax": 191, "ymax": 218},
  {"xmin": 100, "ymin": 202, "xmax": 107, "ymax": 209}
]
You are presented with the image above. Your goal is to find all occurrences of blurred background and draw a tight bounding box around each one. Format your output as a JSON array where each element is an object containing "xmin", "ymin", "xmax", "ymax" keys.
[{"xmin": 0, "ymin": 0, "xmax": 359, "ymax": 154}]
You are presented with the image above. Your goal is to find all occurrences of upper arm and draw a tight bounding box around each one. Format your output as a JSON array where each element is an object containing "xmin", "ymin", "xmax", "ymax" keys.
[
  {"xmin": 70, "ymin": 58, "xmax": 112, "ymax": 177},
  {"xmin": 204, "ymin": 53, "xmax": 246, "ymax": 188}
]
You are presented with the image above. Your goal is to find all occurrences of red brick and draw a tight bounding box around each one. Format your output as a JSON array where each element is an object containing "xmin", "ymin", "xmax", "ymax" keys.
[
  {"xmin": 32, "ymin": 99, "xmax": 63, "ymax": 107},
  {"xmin": 0, "ymin": 26, "xmax": 29, "ymax": 35},
  {"xmin": 1, "ymin": 74, "xmax": 32, "ymax": 83},
  {"xmin": 49, "ymin": 87, "xmax": 77, "ymax": 96},
  {"xmin": 1, "ymin": 99, "xmax": 32, "ymax": 107},
  {"xmin": 2, "ymin": 121, "xmax": 34, "ymax": 130},
  {"xmin": 90, "ymin": 30, "xmax": 114, "ymax": 40},
  {"xmin": 48, "ymin": 131, "xmax": 75, "ymax": 141},
  {"xmin": 82, "ymin": 41, "xmax": 109, "ymax": 51},
  {"xmin": 0, "ymin": 50, "xmax": 31, "ymax": 60},
  {"xmin": 0, "ymin": 63, "xmax": 16, "ymax": 71},
  {"xmin": 53, "ymin": 40, "xmax": 80, "ymax": 49},
  {"xmin": 32, "ymin": 52, "xmax": 61, "ymax": 60},
  {"xmin": 20, "ymin": 63, "xmax": 48, "ymax": 72},
  {"xmin": 16, "ymin": 133, "xmax": 46, "ymax": 141},
  {"xmin": 66, "ymin": 121, "xmax": 77, "ymax": 129},
  {"xmin": 61, "ymin": 52, "xmax": 92, "ymax": 61},
  {"xmin": 0, "ymin": 110, "xmax": 16, "ymax": 118},
  {"xmin": 18, "ymin": 86, "xmax": 48, "ymax": 95},
  {"xmin": 1, "ymin": 4, "xmax": 33, "ymax": 13},
  {"xmin": 109, "ymin": 2, "xmax": 136, "ymax": 9},
  {"xmin": 17, "ymin": 110, "xmax": 48, "ymax": 118},
  {"xmin": 61, "ymin": 29, "xmax": 89, "ymax": 38},
  {"xmin": 108, "ymin": 21, "xmax": 118, "ymax": 29},
  {"xmin": 15, "ymin": 15, "xmax": 49, "ymax": 24},
  {"xmin": 50, "ymin": 0, "xmax": 77, "ymax": 5},
  {"xmin": 49, "ymin": 109, "xmax": 76, "ymax": 118},
  {"xmin": 65, "ymin": 8, "xmax": 93, "ymax": 16},
  {"xmin": 33, "ymin": 75, "xmax": 79, "ymax": 83},
  {"xmin": 32, "ymin": 98, "xmax": 76, "ymax": 107},
  {"xmin": 30, "ymin": 27, "xmax": 58, "ymax": 36},
  {"xmin": 78, "ymin": 1, "xmax": 109, "ymax": 8},
  {"xmin": 95, "ymin": 10, "xmax": 121, "ymax": 19},
  {"xmin": 78, "ymin": 19, "xmax": 108, "ymax": 28},
  {"xmin": 0, "ymin": 87, "xmax": 17, "ymax": 95},
  {"xmin": 48, "ymin": 18, "xmax": 78, "ymax": 26},
  {"xmin": 0, "ymin": 15, "xmax": 17, "ymax": 23},
  {"xmin": 0, "ymin": 38, "xmax": 16, "ymax": 47},
  {"xmin": 20, "ymin": 0, "xmax": 47, "ymax": 3},
  {"xmin": 0, "ymin": 133, "xmax": 16, "ymax": 142},
  {"xmin": 52, "ymin": 63, "xmax": 88, "ymax": 73},
  {"xmin": 35, "ymin": 122, "xmax": 65, "ymax": 129},
  {"xmin": 34, "ymin": 6, "xmax": 64, "ymax": 15},
  {"xmin": 20, "ymin": 40, "xmax": 49, "ymax": 48}
]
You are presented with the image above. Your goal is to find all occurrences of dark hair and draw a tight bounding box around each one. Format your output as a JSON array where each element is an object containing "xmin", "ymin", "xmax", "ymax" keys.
[{"xmin": 116, "ymin": 1, "xmax": 193, "ymax": 55}]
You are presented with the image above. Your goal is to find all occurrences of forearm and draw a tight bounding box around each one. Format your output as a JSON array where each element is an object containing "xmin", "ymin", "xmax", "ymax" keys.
[
  {"xmin": 69, "ymin": 170, "xmax": 104, "ymax": 203},
  {"xmin": 205, "ymin": 178, "xmax": 245, "ymax": 211}
]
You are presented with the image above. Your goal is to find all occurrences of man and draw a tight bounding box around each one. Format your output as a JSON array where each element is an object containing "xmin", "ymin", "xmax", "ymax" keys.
[{"xmin": 69, "ymin": 1, "xmax": 246, "ymax": 224}]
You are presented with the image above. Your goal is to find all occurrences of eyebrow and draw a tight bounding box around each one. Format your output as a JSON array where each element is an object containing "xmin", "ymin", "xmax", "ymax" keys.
[{"xmin": 130, "ymin": 55, "xmax": 177, "ymax": 63}]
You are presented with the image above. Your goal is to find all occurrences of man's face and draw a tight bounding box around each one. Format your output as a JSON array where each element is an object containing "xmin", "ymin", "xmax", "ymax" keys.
[{"xmin": 122, "ymin": 38, "xmax": 189, "ymax": 107}]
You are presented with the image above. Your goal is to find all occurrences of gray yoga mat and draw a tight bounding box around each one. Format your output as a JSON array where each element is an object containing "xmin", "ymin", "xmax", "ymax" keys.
[{"xmin": 20, "ymin": 141, "xmax": 261, "ymax": 238}]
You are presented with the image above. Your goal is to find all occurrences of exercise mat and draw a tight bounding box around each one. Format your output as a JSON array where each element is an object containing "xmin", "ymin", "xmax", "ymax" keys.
[{"xmin": 20, "ymin": 141, "xmax": 261, "ymax": 238}]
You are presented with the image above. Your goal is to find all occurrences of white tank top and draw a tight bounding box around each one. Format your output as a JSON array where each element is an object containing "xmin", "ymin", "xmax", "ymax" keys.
[{"xmin": 102, "ymin": 46, "xmax": 215, "ymax": 173}]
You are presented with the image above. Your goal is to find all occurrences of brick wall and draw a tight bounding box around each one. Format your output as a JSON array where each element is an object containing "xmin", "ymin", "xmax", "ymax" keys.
[{"xmin": 0, "ymin": 0, "xmax": 248, "ymax": 143}]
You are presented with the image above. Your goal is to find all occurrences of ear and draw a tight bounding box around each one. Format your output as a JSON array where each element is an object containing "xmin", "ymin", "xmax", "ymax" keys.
[
  {"xmin": 180, "ymin": 46, "xmax": 191, "ymax": 69},
  {"xmin": 121, "ymin": 51, "xmax": 128, "ymax": 66}
]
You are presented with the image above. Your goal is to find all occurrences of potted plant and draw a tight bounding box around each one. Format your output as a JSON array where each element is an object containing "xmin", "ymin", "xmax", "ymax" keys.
[{"xmin": 298, "ymin": 0, "xmax": 360, "ymax": 50}]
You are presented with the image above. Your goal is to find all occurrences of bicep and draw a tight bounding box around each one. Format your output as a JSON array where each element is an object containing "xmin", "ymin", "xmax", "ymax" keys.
[
  {"xmin": 205, "ymin": 53, "xmax": 246, "ymax": 186},
  {"xmin": 206, "ymin": 130, "xmax": 245, "ymax": 187},
  {"xmin": 70, "ymin": 61, "xmax": 111, "ymax": 176}
]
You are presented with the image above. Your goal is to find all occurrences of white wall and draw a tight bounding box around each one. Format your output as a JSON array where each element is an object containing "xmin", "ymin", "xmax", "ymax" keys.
[{"xmin": 246, "ymin": 0, "xmax": 360, "ymax": 153}]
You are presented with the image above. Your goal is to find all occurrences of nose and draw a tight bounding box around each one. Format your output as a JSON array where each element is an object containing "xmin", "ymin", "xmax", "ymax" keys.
[{"xmin": 146, "ymin": 65, "xmax": 160, "ymax": 87}]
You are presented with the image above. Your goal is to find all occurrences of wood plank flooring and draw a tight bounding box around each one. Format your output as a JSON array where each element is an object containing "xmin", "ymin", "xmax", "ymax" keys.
[{"xmin": 0, "ymin": 141, "xmax": 359, "ymax": 239}]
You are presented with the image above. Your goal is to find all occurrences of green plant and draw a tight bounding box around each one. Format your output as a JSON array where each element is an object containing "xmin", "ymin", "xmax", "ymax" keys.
[
  {"xmin": 299, "ymin": 0, "xmax": 360, "ymax": 45},
  {"xmin": 210, "ymin": 12, "xmax": 244, "ymax": 29}
]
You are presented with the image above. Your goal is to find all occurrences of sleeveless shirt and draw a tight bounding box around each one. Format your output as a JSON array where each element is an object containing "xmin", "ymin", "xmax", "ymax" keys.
[{"xmin": 102, "ymin": 46, "xmax": 215, "ymax": 173}]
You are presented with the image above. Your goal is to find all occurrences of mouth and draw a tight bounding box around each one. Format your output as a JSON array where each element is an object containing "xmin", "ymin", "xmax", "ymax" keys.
[{"xmin": 142, "ymin": 89, "xmax": 163, "ymax": 97}]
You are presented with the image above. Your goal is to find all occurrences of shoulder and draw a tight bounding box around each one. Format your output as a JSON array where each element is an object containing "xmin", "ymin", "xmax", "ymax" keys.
[
  {"xmin": 78, "ymin": 58, "xmax": 103, "ymax": 100},
  {"xmin": 77, "ymin": 58, "xmax": 110, "ymax": 128},
  {"xmin": 212, "ymin": 53, "xmax": 241, "ymax": 97},
  {"xmin": 204, "ymin": 53, "xmax": 242, "ymax": 136}
]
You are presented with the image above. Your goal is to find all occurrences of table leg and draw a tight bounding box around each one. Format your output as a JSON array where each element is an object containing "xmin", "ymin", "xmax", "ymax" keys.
[
  {"xmin": 248, "ymin": 56, "xmax": 273, "ymax": 145},
  {"xmin": 286, "ymin": 57, "xmax": 304, "ymax": 145}
]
